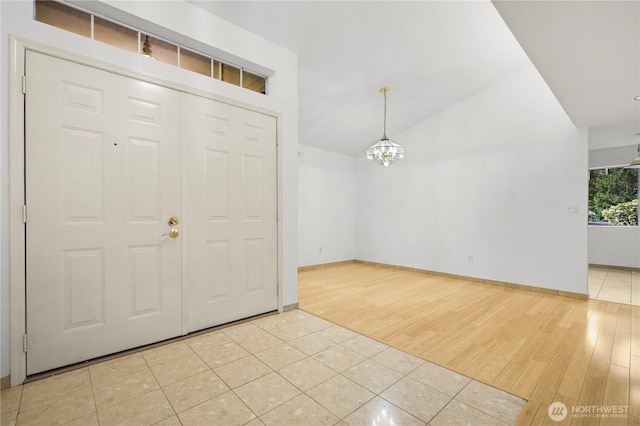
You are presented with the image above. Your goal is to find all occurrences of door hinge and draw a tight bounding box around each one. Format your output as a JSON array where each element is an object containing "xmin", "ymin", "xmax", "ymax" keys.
[
  {"xmin": 22, "ymin": 205, "xmax": 27, "ymax": 223},
  {"xmin": 22, "ymin": 76, "xmax": 26, "ymax": 95},
  {"xmin": 23, "ymin": 334, "xmax": 27, "ymax": 352}
]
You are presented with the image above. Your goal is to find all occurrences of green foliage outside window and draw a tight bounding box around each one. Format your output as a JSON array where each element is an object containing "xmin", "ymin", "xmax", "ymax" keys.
[
  {"xmin": 602, "ymin": 199, "xmax": 639, "ymax": 225},
  {"xmin": 588, "ymin": 168, "xmax": 638, "ymax": 225}
]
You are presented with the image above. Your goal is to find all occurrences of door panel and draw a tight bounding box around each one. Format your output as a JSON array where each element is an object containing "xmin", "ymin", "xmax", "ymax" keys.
[
  {"xmin": 25, "ymin": 52, "xmax": 182, "ymax": 374},
  {"xmin": 62, "ymin": 249, "xmax": 104, "ymax": 330},
  {"xmin": 185, "ymin": 94, "xmax": 277, "ymax": 332}
]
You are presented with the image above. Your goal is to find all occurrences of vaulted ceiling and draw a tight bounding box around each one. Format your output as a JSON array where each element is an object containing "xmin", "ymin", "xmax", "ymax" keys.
[
  {"xmin": 188, "ymin": 1, "xmax": 640, "ymax": 156},
  {"xmin": 493, "ymin": 1, "xmax": 639, "ymax": 131}
]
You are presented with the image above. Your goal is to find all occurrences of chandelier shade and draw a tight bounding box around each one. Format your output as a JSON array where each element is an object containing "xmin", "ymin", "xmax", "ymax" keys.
[
  {"xmin": 367, "ymin": 86, "xmax": 404, "ymax": 166},
  {"xmin": 366, "ymin": 138, "xmax": 404, "ymax": 166}
]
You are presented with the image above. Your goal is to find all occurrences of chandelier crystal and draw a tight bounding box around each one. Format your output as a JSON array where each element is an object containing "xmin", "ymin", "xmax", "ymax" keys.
[{"xmin": 367, "ymin": 86, "xmax": 404, "ymax": 166}]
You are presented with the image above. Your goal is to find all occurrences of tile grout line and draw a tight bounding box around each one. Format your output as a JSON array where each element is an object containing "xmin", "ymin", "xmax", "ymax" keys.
[
  {"xmin": 7, "ymin": 382, "xmax": 24, "ymax": 425},
  {"xmin": 225, "ymin": 317, "xmax": 395, "ymax": 424},
  {"xmin": 86, "ymin": 366, "xmax": 101, "ymax": 426},
  {"xmin": 180, "ymin": 334, "xmax": 251, "ymax": 421},
  {"xmin": 251, "ymin": 345, "xmax": 394, "ymax": 424},
  {"xmin": 215, "ymin": 318, "xmax": 331, "ymax": 423},
  {"xmin": 243, "ymin": 321, "xmax": 339, "ymax": 422},
  {"xmin": 298, "ymin": 333, "xmax": 436, "ymax": 424},
  {"xmin": 425, "ymin": 380, "xmax": 469, "ymax": 425},
  {"xmin": 142, "ymin": 345, "xmax": 182, "ymax": 425}
]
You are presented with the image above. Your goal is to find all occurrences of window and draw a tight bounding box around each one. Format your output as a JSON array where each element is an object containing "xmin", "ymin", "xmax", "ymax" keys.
[
  {"xmin": 34, "ymin": 0, "xmax": 268, "ymax": 95},
  {"xmin": 35, "ymin": 0, "xmax": 90, "ymax": 37},
  {"xmin": 180, "ymin": 48, "xmax": 213, "ymax": 78},
  {"xmin": 588, "ymin": 167, "xmax": 639, "ymax": 226},
  {"xmin": 94, "ymin": 16, "xmax": 137, "ymax": 54}
]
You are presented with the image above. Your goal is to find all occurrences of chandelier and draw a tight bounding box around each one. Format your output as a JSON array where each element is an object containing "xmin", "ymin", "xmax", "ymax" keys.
[{"xmin": 366, "ymin": 86, "xmax": 404, "ymax": 166}]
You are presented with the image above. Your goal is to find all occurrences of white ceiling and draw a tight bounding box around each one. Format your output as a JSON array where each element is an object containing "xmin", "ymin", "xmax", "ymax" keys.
[
  {"xmin": 493, "ymin": 1, "xmax": 639, "ymax": 130},
  {"xmin": 188, "ymin": 0, "xmax": 640, "ymax": 156}
]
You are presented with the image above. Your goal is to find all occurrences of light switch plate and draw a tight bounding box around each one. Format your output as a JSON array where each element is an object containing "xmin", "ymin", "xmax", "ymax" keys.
[{"xmin": 565, "ymin": 203, "xmax": 578, "ymax": 213}]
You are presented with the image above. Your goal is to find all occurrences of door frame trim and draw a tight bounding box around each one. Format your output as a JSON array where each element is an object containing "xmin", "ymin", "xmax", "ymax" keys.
[
  {"xmin": 9, "ymin": 36, "xmax": 27, "ymax": 388},
  {"xmin": 9, "ymin": 35, "xmax": 284, "ymax": 386}
]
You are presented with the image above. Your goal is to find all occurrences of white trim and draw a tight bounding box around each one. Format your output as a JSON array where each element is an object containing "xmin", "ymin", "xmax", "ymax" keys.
[
  {"xmin": 180, "ymin": 93, "xmax": 190, "ymax": 336},
  {"xmin": 9, "ymin": 34, "xmax": 284, "ymax": 384},
  {"xmin": 9, "ymin": 36, "xmax": 27, "ymax": 387},
  {"xmin": 276, "ymin": 120, "xmax": 283, "ymax": 313}
]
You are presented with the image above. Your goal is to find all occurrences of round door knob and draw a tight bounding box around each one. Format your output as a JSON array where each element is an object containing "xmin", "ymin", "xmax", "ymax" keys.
[{"xmin": 163, "ymin": 229, "xmax": 180, "ymax": 238}]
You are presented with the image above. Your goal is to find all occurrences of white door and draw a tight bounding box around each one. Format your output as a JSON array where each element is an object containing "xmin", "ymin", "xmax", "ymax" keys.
[
  {"xmin": 25, "ymin": 52, "xmax": 183, "ymax": 374},
  {"xmin": 185, "ymin": 94, "xmax": 278, "ymax": 332}
]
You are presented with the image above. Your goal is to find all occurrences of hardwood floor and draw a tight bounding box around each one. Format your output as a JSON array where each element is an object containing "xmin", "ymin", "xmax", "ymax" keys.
[{"xmin": 298, "ymin": 263, "xmax": 640, "ymax": 425}]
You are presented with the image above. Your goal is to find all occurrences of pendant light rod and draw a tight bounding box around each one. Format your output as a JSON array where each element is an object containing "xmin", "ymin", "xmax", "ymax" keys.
[{"xmin": 381, "ymin": 86, "xmax": 390, "ymax": 140}]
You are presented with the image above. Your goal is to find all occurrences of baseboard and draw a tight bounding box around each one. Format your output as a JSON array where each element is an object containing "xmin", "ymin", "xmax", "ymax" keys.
[
  {"xmin": 589, "ymin": 263, "xmax": 640, "ymax": 273},
  {"xmin": 1, "ymin": 375, "xmax": 10, "ymax": 390},
  {"xmin": 298, "ymin": 260, "xmax": 356, "ymax": 272},
  {"xmin": 283, "ymin": 303, "xmax": 299, "ymax": 312},
  {"xmin": 299, "ymin": 259, "xmax": 589, "ymax": 300}
]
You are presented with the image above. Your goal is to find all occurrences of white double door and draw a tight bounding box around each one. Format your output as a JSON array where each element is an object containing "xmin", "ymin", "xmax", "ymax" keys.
[{"xmin": 25, "ymin": 52, "xmax": 277, "ymax": 375}]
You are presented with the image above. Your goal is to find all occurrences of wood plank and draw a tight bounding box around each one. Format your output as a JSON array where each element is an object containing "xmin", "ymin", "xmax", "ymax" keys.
[
  {"xmin": 512, "ymin": 358, "xmax": 547, "ymax": 396},
  {"xmin": 531, "ymin": 322, "xmax": 585, "ymax": 402},
  {"xmin": 600, "ymin": 364, "xmax": 629, "ymax": 426},
  {"xmin": 611, "ymin": 305, "xmax": 632, "ymax": 368},
  {"xmin": 630, "ymin": 355, "xmax": 640, "ymax": 417},
  {"xmin": 557, "ymin": 344, "xmax": 595, "ymax": 401},
  {"xmin": 631, "ymin": 308, "xmax": 640, "ymax": 357}
]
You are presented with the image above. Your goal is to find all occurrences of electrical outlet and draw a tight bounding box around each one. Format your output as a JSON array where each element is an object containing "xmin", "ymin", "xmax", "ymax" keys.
[
  {"xmin": 565, "ymin": 203, "xmax": 578, "ymax": 214},
  {"xmin": 468, "ymin": 256, "xmax": 473, "ymax": 263}
]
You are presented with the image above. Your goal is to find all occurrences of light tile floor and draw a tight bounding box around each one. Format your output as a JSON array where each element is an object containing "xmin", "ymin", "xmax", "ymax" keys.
[
  {"xmin": 1, "ymin": 310, "xmax": 526, "ymax": 426},
  {"xmin": 589, "ymin": 265, "xmax": 640, "ymax": 306}
]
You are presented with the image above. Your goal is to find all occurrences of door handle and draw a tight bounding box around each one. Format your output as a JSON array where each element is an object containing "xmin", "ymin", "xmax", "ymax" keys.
[{"xmin": 162, "ymin": 229, "xmax": 180, "ymax": 238}]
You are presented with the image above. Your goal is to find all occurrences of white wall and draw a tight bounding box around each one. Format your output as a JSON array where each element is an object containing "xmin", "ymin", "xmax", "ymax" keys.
[
  {"xmin": 298, "ymin": 145, "xmax": 355, "ymax": 266},
  {"xmin": 355, "ymin": 65, "xmax": 588, "ymax": 294},
  {"xmin": 0, "ymin": 0, "xmax": 298, "ymax": 379},
  {"xmin": 589, "ymin": 226, "xmax": 640, "ymax": 268}
]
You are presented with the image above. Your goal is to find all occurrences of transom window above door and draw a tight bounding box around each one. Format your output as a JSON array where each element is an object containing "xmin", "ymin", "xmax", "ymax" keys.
[{"xmin": 34, "ymin": 0, "xmax": 268, "ymax": 95}]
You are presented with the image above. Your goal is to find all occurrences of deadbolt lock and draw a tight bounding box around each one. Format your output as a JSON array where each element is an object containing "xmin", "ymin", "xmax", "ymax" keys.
[{"xmin": 168, "ymin": 216, "xmax": 180, "ymax": 226}]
